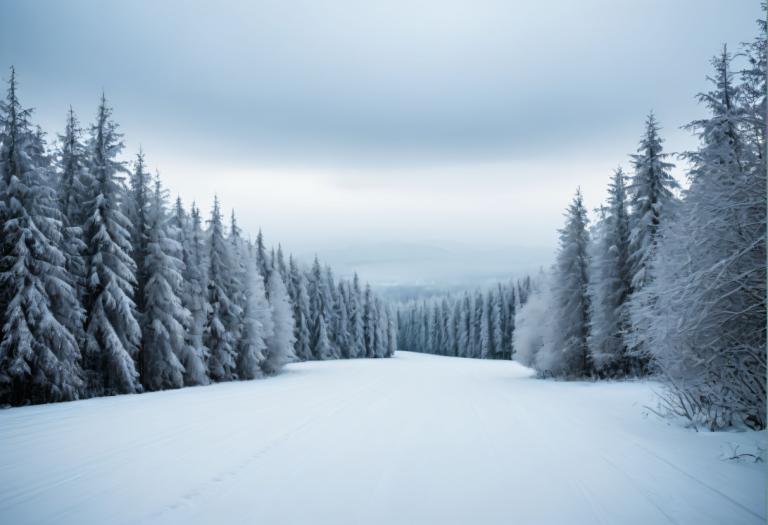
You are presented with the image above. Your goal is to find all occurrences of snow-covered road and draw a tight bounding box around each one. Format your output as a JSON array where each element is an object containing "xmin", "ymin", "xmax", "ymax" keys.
[{"xmin": 0, "ymin": 352, "xmax": 765, "ymax": 525}]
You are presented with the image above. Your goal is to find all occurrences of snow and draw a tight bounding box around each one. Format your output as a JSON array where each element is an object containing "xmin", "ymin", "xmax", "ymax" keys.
[{"xmin": 0, "ymin": 351, "xmax": 765, "ymax": 525}]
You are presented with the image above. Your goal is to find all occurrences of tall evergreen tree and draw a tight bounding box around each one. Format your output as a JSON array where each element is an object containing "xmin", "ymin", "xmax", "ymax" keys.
[
  {"xmin": 275, "ymin": 244, "xmax": 288, "ymax": 281},
  {"xmin": 363, "ymin": 284, "xmax": 376, "ymax": 358},
  {"xmin": 288, "ymin": 255, "xmax": 312, "ymax": 361},
  {"xmin": 636, "ymin": 46, "xmax": 766, "ymax": 429},
  {"xmin": 125, "ymin": 150, "xmax": 151, "ymax": 328},
  {"xmin": 228, "ymin": 211, "xmax": 247, "ymax": 358},
  {"xmin": 0, "ymin": 70, "xmax": 84, "ymax": 404},
  {"xmin": 308, "ymin": 257, "xmax": 333, "ymax": 360},
  {"xmin": 56, "ymin": 107, "xmax": 89, "ymax": 309},
  {"xmin": 627, "ymin": 113, "xmax": 678, "ymax": 290},
  {"xmin": 237, "ymin": 246, "xmax": 269, "ymax": 380},
  {"xmin": 588, "ymin": 168, "xmax": 634, "ymax": 376},
  {"xmin": 335, "ymin": 281, "xmax": 352, "ymax": 358},
  {"xmin": 170, "ymin": 198, "xmax": 209, "ymax": 386},
  {"xmin": 141, "ymin": 177, "xmax": 189, "ymax": 390},
  {"xmin": 203, "ymin": 197, "xmax": 240, "ymax": 381},
  {"xmin": 254, "ymin": 228, "xmax": 270, "ymax": 289},
  {"xmin": 490, "ymin": 290, "xmax": 503, "ymax": 360},
  {"xmin": 81, "ymin": 94, "xmax": 141, "ymax": 395},
  {"xmin": 349, "ymin": 274, "xmax": 366, "ymax": 358},
  {"xmin": 539, "ymin": 189, "xmax": 591, "ymax": 378},
  {"xmin": 263, "ymin": 263, "xmax": 296, "ymax": 374}
]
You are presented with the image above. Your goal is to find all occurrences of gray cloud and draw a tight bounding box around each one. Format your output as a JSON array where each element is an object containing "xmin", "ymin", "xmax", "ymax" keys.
[{"xmin": 1, "ymin": 0, "xmax": 761, "ymax": 284}]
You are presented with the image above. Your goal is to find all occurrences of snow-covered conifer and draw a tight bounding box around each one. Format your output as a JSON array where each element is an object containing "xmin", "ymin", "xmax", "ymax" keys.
[
  {"xmin": 203, "ymin": 197, "xmax": 240, "ymax": 381},
  {"xmin": 588, "ymin": 168, "xmax": 633, "ymax": 376},
  {"xmin": 236, "ymin": 248, "xmax": 269, "ymax": 380},
  {"xmin": 0, "ymin": 70, "xmax": 84, "ymax": 404},
  {"xmin": 627, "ymin": 113, "xmax": 678, "ymax": 291},
  {"xmin": 141, "ymin": 177, "xmax": 189, "ymax": 390},
  {"xmin": 635, "ymin": 46, "xmax": 766, "ymax": 429},
  {"xmin": 82, "ymin": 94, "xmax": 142, "ymax": 395},
  {"xmin": 349, "ymin": 274, "xmax": 366, "ymax": 358},
  {"xmin": 288, "ymin": 255, "xmax": 312, "ymax": 361},
  {"xmin": 262, "ymin": 264, "xmax": 296, "ymax": 374},
  {"xmin": 538, "ymin": 189, "xmax": 591, "ymax": 378}
]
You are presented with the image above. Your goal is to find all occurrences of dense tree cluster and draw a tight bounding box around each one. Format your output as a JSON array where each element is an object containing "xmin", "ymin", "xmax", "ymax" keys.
[
  {"xmin": 0, "ymin": 73, "xmax": 393, "ymax": 406},
  {"xmin": 515, "ymin": 22, "xmax": 766, "ymax": 430},
  {"xmin": 397, "ymin": 278, "xmax": 531, "ymax": 360}
]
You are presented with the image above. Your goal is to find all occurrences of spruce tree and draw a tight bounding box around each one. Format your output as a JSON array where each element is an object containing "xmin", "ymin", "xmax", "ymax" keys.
[
  {"xmin": 308, "ymin": 257, "xmax": 333, "ymax": 360},
  {"xmin": 56, "ymin": 107, "xmax": 89, "ymax": 310},
  {"xmin": 203, "ymin": 197, "xmax": 240, "ymax": 381},
  {"xmin": 588, "ymin": 168, "xmax": 633, "ymax": 376},
  {"xmin": 126, "ymin": 150, "xmax": 151, "ymax": 329},
  {"xmin": 263, "ymin": 263, "xmax": 296, "ymax": 374},
  {"xmin": 254, "ymin": 228, "xmax": 270, "ymax": 289},
  {"xmin": 363, "ymin": 284, "xmax": 376, "ymax": 358},
  {"xmin": 237, "ymin": 246, "xmax": 269, "ymax": 380},
  {"xmin": 82, "ymin": 94, "xmax": 141, "ymax": 395},
  {"xmin": 540, "ymin": 189, "xmax": 591, "ymax": 378},
  {"xmin": 181, "ymin": 202, "xmax": 210, "ymax": 376},
  {"xmin": 141, "ymin": 177, "xmax": 189, "ymax": 390},
  {"xmin": 349, "ymin": 273, "xmax": 366, "ymax": 358},
  {"xmin": 637, "ymin": 47, "xmax": 766, "ymax": 429},
  {"xmin": 288, "ymin": 255, "xmax": 312, "ymax": 361},
  {"xmin": 0, "ymin": 70, "xmax": 84, "ymax": 404},
  {"xmin": 627, "ymin": 113, "xmax": 678, "ymax": 290},
  {"xmin": 170, "ymin": 198, "xmax": 209, "ymax": 386}
]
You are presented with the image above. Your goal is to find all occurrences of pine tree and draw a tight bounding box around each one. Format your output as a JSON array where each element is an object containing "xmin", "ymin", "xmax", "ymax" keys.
[
  {"xmin": 178, "ymin": 201, "xmax": 210, "ymax": 383},
  {"xmin": 349, "ymin": 273, "xmax": 366, "ymax": 358},
  {"xmin": 588, "ymin": 168, "xmax": 633, "ymax": 376},
  {"xmin": 125, "ymin": 150, "xmax": 151, "ymax": 330},
  {"xmin": 386, "ymin": 304, "xmax": 397, "ymax": 357},
  {"xmin": 275, "ymin": 244, "xmax": 288, "ymax": 281},
  {"xmin": 254, "ymin": 228, "xmax": 270, "ymax": 289},
  {"xmin": 82, "ymin": 94, "xmax": 142, "ymax": 395},
  {"xmin": 450, "ymin": 300, "xmax": 462, "ymax": 357},
  {"xmin": 323, "ymin": 266, "xmax": 341, "ymax": 358},
  {"xmin": 441, "ymin": 299, "xmax": 454, "ymax": 357},
  {"xmin": 459, "ymin": 294, "xmax": 471, "ymax": 358},
  {"xmin": 263, "ymin": 263, "xmax": 296, "ymax": 374},
  {"xmin": 374, "ymin": 299, "xmax": 388, "ymax": 358},
  {"xmin": 308, "ymin": 257, "xmax": 333, "ymax": 360},
  {"xmin": 490, "ymin": 290, "xmax": 503, "ymax": 360},
  {"xmin": 203, "ymin": 197, "xmax": 240, "ymax": 381},
  {"xmin": 0, "ymin": 70, "xmax": 84, "ymax": 404},
  {"xmin": 237, "ymin": 246, "xmax": 269, "ymax": 380},
  {"xmin": 539, "ymin": 189, "xmax": 591, "ymax": 378},
  {"xmin": 627, "ymin": 113, "xmax": 678, "ymax": 290},
  {"xmin": 56, "ymin": 107, "xmax": 89, "ymax": 310},
  {"xmin": 288, "ymin": 255, "xmax": 312, "ymax": 361},
  {"xmin": 363, "ymin": 284, "xmax": 376, "ymax": 358},
  {"xmin": 141, "ymin": 177, "xmax": 188, "ymax": 390},
  {"xmin": 479, "ymin": 292, "xmax": 491, "ymax": 359},
  {"xmin": 228, "ymin": 211, "xmax": 248, "ymax": 361},
  {"xmin": 335, "ymin": 281, "xmax": 352, "ymax": 358},
  {"xmin": 636, "ymin": 46, "xmax": 766, "ymax": 429},
  {"xmin": 170, "ymin": 198, "xmax": 209, "ymax": 386},
  {"xmin": 471, "ymin": 291, "xmax": 483, "ymax": 358}
]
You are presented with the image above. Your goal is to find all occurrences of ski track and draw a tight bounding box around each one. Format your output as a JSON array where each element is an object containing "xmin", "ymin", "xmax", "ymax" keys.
[{"xmin": 0, "ymin": 351, "xmax": 765, "ymax": 525}]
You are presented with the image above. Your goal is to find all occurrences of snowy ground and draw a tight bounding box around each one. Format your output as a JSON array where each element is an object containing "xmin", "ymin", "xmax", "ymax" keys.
[{"xmin": 0, "ymin": 352, "xmax": 765, "ymax": 525}]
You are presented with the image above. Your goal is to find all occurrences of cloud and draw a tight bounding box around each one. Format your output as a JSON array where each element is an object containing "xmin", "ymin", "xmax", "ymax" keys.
[{"xmin": 1, "ymin": 0, "xmax": 761, "ymax": 284}]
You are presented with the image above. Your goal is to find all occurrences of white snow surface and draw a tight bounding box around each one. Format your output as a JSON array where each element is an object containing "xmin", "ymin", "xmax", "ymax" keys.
[{"xmin": 1, "ymin": 351, "xmax": 765, "ymax": 525}]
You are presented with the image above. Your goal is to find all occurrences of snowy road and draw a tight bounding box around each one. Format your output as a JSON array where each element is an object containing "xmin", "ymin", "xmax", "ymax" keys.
[{"xmin": 0, "ymin": 351, "xmax": 765, "ymax": 525}]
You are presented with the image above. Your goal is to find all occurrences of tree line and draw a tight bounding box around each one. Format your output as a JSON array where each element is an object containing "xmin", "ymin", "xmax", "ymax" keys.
[
  {"xmin": 0, "ymin": 72, "xmax": 395, "ymax": 406},
  {"xmin": 516, "ymin": 21, "xmax": 766, "ymax": 430},
  {"xmin": 397, "ymin": 278, "xmax": 532, "ymax": 360}
]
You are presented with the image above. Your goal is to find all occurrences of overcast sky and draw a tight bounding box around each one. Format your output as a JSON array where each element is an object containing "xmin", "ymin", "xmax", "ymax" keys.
[{"xmin": 1, "ymin": 0, "xmax": 761, "ymax": 285}]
